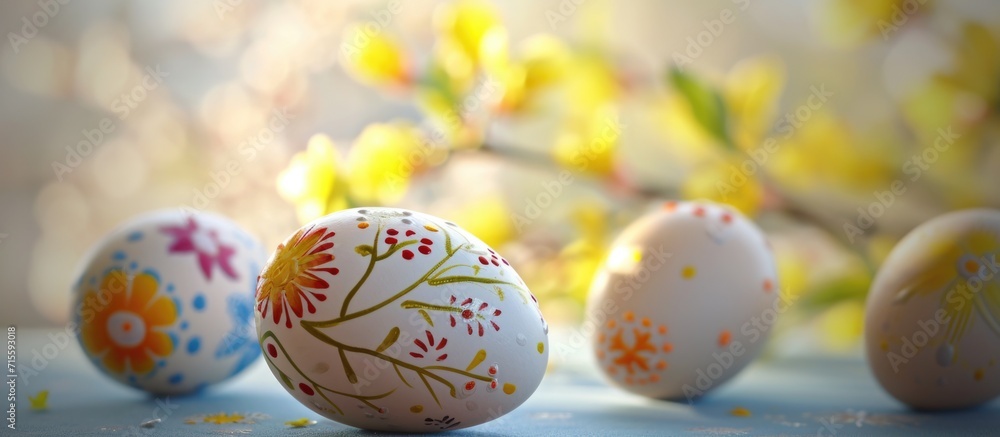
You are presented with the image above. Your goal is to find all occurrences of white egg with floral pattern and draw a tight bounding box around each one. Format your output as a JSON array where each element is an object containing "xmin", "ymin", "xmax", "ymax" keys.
[
  {"xmin": 255, "ymin": 207, "xmax": 548, "ymax": 432},
  {"xmin": 71, "ymin": 210, "xmax": 267, "ymax": 394},
  {"xmin": 587, "ymin": 201, "xmax": 779, "ymax": 401},
  {"xmin": 866, "ymin": 209, "xmax": 1000, "ymax": 410}
]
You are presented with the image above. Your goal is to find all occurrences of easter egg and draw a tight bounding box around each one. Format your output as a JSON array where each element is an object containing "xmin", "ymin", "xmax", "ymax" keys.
[
  {"xmin": 587, "ymin": 201, "xmax": 779, "ymax": 401},
  {"xmin": 865, "ymin": 209, "xmax": 1000, "ymax": 410},
  {"xmin": 71, "ymin": 210, "xmax": 266, "ymax": 394},
  {"xmin": 255, "ymin": 207, "xmax": 548, "ymax": 432}
]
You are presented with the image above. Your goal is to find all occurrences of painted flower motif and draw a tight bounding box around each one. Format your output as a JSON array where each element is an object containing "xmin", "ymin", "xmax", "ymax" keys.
[
  {"xmin": 215, "ymin": 293, "xmax": 261, "ymax": 376},
  {"xmin": 476, "ymin": 248, "xmax": 509, "ymax": 267},
  {"xmin": 598, "ymin": 311, "xmax": 670, "ymax": 385},
  {"xmin": 448, "ymin": 295, "xmax": 501, "ymax": 337},
  {"xmin": 161, "ymin": 217, "xmax": 238, "ymax": 281},
  {"xmin": 79, "ymin": 270, "xmax": 177, "ymax": 375},
  {"xmin": 382, "ymin": 226, "xmax": 436, "ymax": 261},
  {"xmin": 409, "ymin": 330, "xmax": 448, "ymax": 361},
  {"xmin": 608, "ymin": 327, "xmax": 656, "ymax": 374},
  {"xmin": 897, "ymin": 230, "xmax": 1000, "ymax": 345},
  {"xmin": 257, "ymin": 225, "xmax": 339, "ymax": 328}
]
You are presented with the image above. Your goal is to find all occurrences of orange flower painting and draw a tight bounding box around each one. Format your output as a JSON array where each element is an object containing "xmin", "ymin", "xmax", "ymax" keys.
[
  {"xmin": 256, "ymin": 225, "xmax": 339, "ymax": 328},
  {"xmin": 79, "ymin": 270, "xmax": 177, "ymax": 375}
]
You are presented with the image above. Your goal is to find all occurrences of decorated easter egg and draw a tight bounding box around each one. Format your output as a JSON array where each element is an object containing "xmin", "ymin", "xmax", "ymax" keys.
[
  {"xmin": 587, "ymin": 201, "xmax": 779, "ymax": 401},
  {"xmin": 255, "ymin": 207, "xmax": 548, "ymax": 432},
  {"xmin": 71, "ymin": 210, "xmax": 266, "ymax": 394},
  {"xmin": 865, "ymin": 209, "xmax": 1000, "ymax": 410}
]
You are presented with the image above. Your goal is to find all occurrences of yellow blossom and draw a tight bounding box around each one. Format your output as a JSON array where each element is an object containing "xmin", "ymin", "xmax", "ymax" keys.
[
  {"xmin": 818, "ymin": 0, "xmax": 934, "ymax": 46},
  {"xmin": 680, "ymin": 156, "xmax": 764, "ymax": 217},
  {"xmin": 277, "ymin": 135, "xmax": 349, "ymax": 223},
  {"xmin": 552, "ymin": 107, "xmax": 620, "ymax": 177},
  {"xmin": 449, "ymin": 196, "xmax": 513, "ymax": 248},
  {"xmin": 346, "ymin": 122, "xmax": 429, "ymax": 205},
  {"xmin": 340, "ymin": 24, "xmax": 410, "ymax": 88},
  {"xmin": 433, "ymin": 0, "xmax": 505, "ymax": 68}
]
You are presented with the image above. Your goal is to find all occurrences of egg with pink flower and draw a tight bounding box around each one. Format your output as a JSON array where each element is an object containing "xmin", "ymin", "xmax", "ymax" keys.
[{"xmin": 71, "ymin": 210, "xmax": 266, "ymax": 394}]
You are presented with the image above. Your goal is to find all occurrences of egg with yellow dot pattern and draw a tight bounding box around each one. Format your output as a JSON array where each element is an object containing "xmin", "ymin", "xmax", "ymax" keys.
[{"xmin": 586, "ymin": 201, "xmax": 779, "ymax": 400}]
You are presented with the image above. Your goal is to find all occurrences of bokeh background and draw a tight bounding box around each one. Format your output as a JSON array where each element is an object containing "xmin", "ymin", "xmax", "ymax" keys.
[{"xmin": 2, "ymin": 0, "xmax": 1000, "ymax": 360}]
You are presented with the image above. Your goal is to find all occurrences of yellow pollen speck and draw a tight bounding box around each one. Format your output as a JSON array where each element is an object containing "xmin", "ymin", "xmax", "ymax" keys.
[
  {"xmin": 285, "ymin": 418, "xmax": 317, "ymax": 428},
  {"xmin": 880, "ymin": 340, "xmax": 889, "ymax": 351},
  {"xmin": 28, "ymin": 390, "xmax": 48, "ymax": 410},
  {"xmin": 537, "ymin": 342, "xmax": 545, "ymax": 354},
  {"xmin": 974, "ymin": 368, "xmax": 985, "ymax": 381},
  {"xmin": 682, "ymin": 266, "xmax": 696, "ymax": 279},
  {"xmin": 357, "ymin": 222, "xmax": 369, "ymax": 229},
  {"xmin": 410, "ymin": 405, "xmax": 423, "ymax": 413},
  {"xmin": 424, "ymin": 224, "xmax": 439, "ymax": 232},
  {"xmin": 730, "ymin": 407, "xmax": 751, "ymax": 417},
  {"xmin": 503, "ymin": 383, "xmax": 517, "ymax": 395},
  {"xmin": 624, "ymin": 311, "xmax": 635, "ymax": 322},
  {"xmin": 641, "ymin": 317, "xmax": 651, "ymax": 327}
]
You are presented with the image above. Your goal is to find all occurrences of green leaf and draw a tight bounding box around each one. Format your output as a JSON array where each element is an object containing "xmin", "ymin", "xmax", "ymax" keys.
[
  {"xmin": 799, "ymin": 275, "xmax": 870, "ymax": 312},
  {"xmin": 668, "ymin": 67, "xmax": 733, "ymax": 149},
  {"xmin": 376, "ymin": 327, "xmax": 401, "ymax": 353},
  {"xmin": 493, "ymin": 285, "xmax": 504, "ymax": 301},
  {"xmin": 355, "ymin": 244, "xmax": 374, "ymax": 256},
  {"xmin": 279, "ymin": 372, "xmax": 293, "ymax": 389},
  {"xmin": 340, "ymin": 348, "xmax": 358, "ymax": 384}
]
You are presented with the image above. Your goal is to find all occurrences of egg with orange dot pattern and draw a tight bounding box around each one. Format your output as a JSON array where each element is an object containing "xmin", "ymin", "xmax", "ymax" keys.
[{"xmin": 586, "ymin": 201, "xmax": 779, "ymax": 400}]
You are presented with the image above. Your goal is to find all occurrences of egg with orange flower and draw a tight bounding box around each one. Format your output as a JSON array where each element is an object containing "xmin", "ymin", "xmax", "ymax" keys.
[
  {"xmin": 586, "ymin": 200, "xmax": 779, "ymax": 401},
  {"xmin": 255, "ymin": 207, "xmax": 548, "ymax": 432},
  {"xmin": 866, "ymin": 209, "xmax": 1000, "ymax": 410},
  {"xmin": 71, "ymin": 210, "xmax": 266, "ymax": 394}
]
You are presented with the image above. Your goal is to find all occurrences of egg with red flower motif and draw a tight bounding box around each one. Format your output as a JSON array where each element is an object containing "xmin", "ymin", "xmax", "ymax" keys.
[
  {"xmin": 71, "ymin": 210, "xmax": 267, "ymax": 394},
  {"xmin": 587, "ymin": 201, "xmax": 779, "ymax": 401},
  {"xmin": 255, "ymin": 207, "xmax": 548, "ymax": 432}
]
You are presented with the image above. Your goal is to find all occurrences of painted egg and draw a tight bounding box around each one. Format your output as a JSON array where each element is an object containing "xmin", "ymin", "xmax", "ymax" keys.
[
  {"xmin": 587, "ymin": 201, "xmax": 779, "ymax": 401},
  {"xmin": 71, "ymin": 210, "xmax": 266, "ymax": 394},
  {"xmin": 255, "ymin": 207, "xmax": 548, "ymax": 432},
  {"xmin": 865, "ymin": 209, "xmax": 1000, "ymax": 410}
]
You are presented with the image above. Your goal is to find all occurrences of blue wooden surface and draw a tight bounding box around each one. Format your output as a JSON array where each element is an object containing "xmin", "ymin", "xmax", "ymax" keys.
[{"xmin": 7, "ymin": 329, "xmax": 999, "ymax": 436}]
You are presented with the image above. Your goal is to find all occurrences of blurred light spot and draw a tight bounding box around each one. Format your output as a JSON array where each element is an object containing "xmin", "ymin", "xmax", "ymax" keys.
[
  {"xmin": 30, "ymin": 234, "xmax": 83, "ymax": 324},
  {"xmin": 34, "ymin": 182, "xmax": 90, "ymax": 237},
  {"xmin": 605, "ymin": 245, "xmax": 643, "ymax": 274},
  {"xmin": 198, "ymin": 83, "xmax": 262, "ymax": 143},
  {"xmin": 91, "ymin": 142, "xmax": 148, "ymax": 198},
  {"xmin": 2, "ymin": 37, "xmax": 73, "ymax": 97},
  {"xmin": 240, "ymin": 41, "xmax": 291, "ymax": 95},
  {"xmin": 132, "ymin": 106, "xmax": 189, "ymax": 165},
  {"xmin": 75, "ymin": 23, "xmax": 133, "ymax": 109}
]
